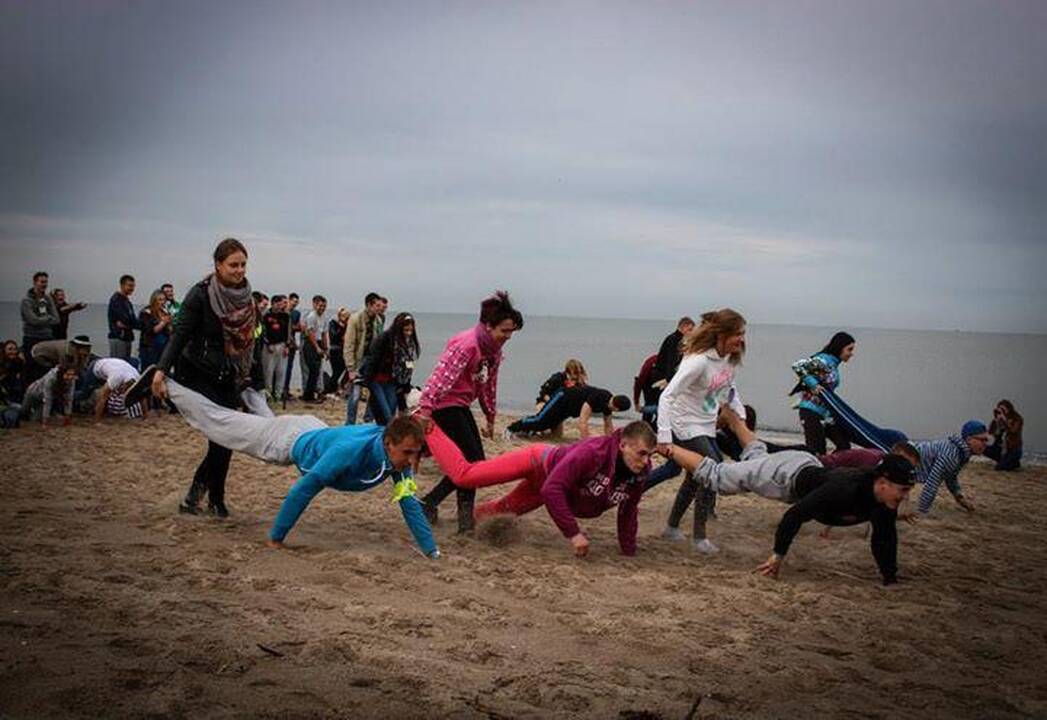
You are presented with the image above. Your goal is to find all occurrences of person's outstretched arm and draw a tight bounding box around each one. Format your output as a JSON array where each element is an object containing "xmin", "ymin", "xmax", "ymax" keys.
[
  {"xmin": 94, "ymin": 385, "xmax": 111, "ymax": 419},
  {"xmin": 390, "ymin": 475, "xmax": 439, "ymax": 558},
  {"xmin": 760, "ymin": 481, "xmax": 850, "ymax": 579},
  {"xmin": 578, "ymin": 402, "xmax": 593, "ymax": 439},
  {"xmin": 616, "ymin": 487, "xmax": 642, "ymax": 556},
  {"xmin": 602, "ymin": 412, "xmax": 614, "ymax": 436},
  {"xmin": 917, "ymin": 446, "xmax": 965, "ymax": 514},
  {"xmin": 540, "ymin": 447, "xmax": 599, "ymax": 557},
  {"xmin": 268, "ymin": 473, "xmax": 326, "ymax": 544},
  {"xmin": 869, "ymin": 507, "xmax": 899, "ymax": 585}
]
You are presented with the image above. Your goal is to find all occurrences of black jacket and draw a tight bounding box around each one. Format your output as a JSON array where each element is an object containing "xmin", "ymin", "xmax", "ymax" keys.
[
  {"xmin": 653, "ymin": 330, "xmax": 684, "ymax": 383},
  {"xmin": 158, "ymin": 279, "xmax": 260, "ymax": 389}
]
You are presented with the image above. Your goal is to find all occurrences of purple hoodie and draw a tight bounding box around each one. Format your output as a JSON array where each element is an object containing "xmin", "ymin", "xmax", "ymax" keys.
[{"xmin": 540, "ymin": 429, "xmax": 650, "ymax": 556}]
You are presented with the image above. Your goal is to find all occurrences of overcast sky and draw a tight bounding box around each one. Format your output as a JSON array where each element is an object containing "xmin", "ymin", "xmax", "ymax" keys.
[{"xmin": 2, "ymin": 0, "xmax": 1045, "ymax": 332}]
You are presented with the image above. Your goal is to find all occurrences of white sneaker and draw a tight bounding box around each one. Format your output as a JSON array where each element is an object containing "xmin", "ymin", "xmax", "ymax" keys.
[
  {"xmin": 502, "ymin": 428, "xmax": 517, "ymax": 442},
  {"xmin": 692, "ymin": 538, "xmax": 720, "ymax": 554},
  {"xmin": 661, "ymin": 526, "xmax": 686, "ymax": 542}
]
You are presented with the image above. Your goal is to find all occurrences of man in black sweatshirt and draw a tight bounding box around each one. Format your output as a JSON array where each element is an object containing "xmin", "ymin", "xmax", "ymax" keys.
[
  {"xmin": 667, "ymin": 416, "xmax": 915, "ymax": 586},
  {"xmin": 755, "ymin": 456, "xmax": 915, "ymax": 585}
]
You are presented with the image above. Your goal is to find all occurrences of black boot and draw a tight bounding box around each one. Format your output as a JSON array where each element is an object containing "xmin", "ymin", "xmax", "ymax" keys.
[
  {"xmin": 179, "ymin": 480, "xmax": 206, "ymax": 515},
  {"xmin": 456, "ymin": 489, "xmax": 476, "ymax": 534},
  {"xmin": 421, "ymin": 477, "xmax": 457, "ymax": 525}
]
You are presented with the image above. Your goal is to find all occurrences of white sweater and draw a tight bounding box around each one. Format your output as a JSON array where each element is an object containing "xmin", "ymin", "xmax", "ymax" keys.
[{"xmin": 656, "ymin": 348, "xmax": 745, "ymax": 444}]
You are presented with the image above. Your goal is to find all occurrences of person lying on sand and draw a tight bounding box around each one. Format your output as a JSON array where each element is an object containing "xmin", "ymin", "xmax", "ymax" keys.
[
  {"xmin": 506, "ymin": 384, "xmax": 631, "ymax": 440},
  {"xmin": 149, "ymin": 374, "xmax": 438, "ymax": 558},
  {"xmin": 666, "ymin": 407, "xmax": 916, "ymax": 586},
  {"xmin": 424, "ymin": 420, "xmax": 655, "ymax": 557}
]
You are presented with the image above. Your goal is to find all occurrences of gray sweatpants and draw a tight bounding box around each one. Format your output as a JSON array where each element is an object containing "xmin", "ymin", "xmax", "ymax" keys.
[
  {"xmin": 261, "ymin": 343, "xmax": 288, "ymax": 399},
  {"xmin": 168, "ymin": 380, "xmax": 326, "ymax": 465},
  {"xmin": 692, "ymin": 441, "xmax": 822, "ymax": 503}
]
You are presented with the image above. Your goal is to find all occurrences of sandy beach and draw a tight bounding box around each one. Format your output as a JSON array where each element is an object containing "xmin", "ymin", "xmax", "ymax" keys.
[{"xmin": 1, "ymin": 405, "xmax": 1045, "ymax": 719}]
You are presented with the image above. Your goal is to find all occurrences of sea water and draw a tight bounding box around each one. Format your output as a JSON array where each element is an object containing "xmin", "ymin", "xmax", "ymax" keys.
[{"xmin": 2, "ymin": 302, "xmax": 1042, "ymax": 456}]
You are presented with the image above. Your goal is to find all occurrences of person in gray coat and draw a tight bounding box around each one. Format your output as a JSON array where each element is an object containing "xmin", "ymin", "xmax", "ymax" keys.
[{"xmin": 21, "ymin": 271, "xmax": 60, "ymax": 365}]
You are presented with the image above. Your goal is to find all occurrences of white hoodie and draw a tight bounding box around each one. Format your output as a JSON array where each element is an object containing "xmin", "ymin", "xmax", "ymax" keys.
[{"xmin": 656, "ymin": 348, "xmax": 746, "ymax": 444}]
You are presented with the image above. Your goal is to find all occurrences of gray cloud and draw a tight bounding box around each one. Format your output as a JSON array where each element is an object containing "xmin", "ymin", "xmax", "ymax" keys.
[{"xmin": 2, "ymin": 0, "xmax": 1045, "ymax": 331}]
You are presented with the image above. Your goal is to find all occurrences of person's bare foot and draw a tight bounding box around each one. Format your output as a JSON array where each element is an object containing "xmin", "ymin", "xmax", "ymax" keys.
[{"xmin": 265, "ymin": 538, "xmax": 287, "ymax": 549}]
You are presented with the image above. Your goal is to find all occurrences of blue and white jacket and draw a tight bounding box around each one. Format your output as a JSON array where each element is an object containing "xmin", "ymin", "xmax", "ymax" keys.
[
  {"xmin": 796, "ymin": 352, "xmax": 842, "ymax": 420},
  {"xmin": 914, "ymin": 435, "xmax": 971, "ymax": 514},
  {"xmin": 269, "ymin": 424, "xmax": 437, "ymax": 556}
]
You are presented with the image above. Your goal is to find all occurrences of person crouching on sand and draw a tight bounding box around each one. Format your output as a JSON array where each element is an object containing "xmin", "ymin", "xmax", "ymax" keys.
[
  {"xmin": 665, "ymin": 407, "xmax": 917, "ymax": 585},
  {"xmin": 135, "ymin": 374, "xmax": 438, "ymax": 558},
  {"xmin": 424, "ymin": 420, "xmax": 656, "ymax": 558}
]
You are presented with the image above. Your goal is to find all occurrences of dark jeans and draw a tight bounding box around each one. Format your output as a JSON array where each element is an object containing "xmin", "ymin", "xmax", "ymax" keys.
[
  {"xmin": 172, "ymin": 360, "xmax": 240, "ymax": 508},
  {"xmin": 302, "ymin": 343, "xmax": 323, "ymax": 401},
  {"xmin": 507, "ymin": 390, "xmax": 568, "ymax": 434},
  {"xmin": 644, "ymin": 434, "xmax": 722, "ymax": 540},
  {"xmin": 284, "ymin": 346, "xmax": 297, "ymax": 397},
  {"xmin": 421, "ymin": 406, "xmax": 483, "ymax": 533},
  {"xmin": 799, "ymin": 408, "xmax": 851, "ymax": 455},
  {"xmin": 984, "ymin": 442, "xmax": 1022, "ymax": 471},
  {"xmin": 328, "ymin": 348, "xmax": 346, "ymax": 393},
  {"xmin": 368, "ymin": 381, "xmax": 399, "ymax": 425}
]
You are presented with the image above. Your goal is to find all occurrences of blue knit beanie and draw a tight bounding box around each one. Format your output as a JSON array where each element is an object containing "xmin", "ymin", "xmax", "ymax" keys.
[{"xmin": 961, "ymin": 420, "xmax": 987, "ymax": 438}]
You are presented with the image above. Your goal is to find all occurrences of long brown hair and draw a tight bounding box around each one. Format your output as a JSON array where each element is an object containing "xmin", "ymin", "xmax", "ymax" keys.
[
  {"xmin": 148, "ymin": 289, "xmax": 169, "ymax": 320},
  {"xmin": 681, "ymin": 308, "xmax": 746, "ymax": 365}
]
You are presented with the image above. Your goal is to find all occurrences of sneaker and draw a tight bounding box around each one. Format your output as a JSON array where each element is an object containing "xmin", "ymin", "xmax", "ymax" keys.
[
  {"xmin": 124, "ymin": 364, "xmax": 158, "ymax": 406},
  {"xmin": 502, "ymin": 428, "xmax": 517, "ymax": 442},
  {"xmin": 661, "ymin": 526, "xmax": 686, "ymax": 542},
  {"xmin": 692, "ymin": 538, "xmax": 720, "ymax": 554}
]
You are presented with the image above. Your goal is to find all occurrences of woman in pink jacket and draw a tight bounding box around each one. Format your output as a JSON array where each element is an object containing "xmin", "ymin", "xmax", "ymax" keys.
[{"xmin": 417, "ymin": 291, "xmax": 524, "ymax": 533}]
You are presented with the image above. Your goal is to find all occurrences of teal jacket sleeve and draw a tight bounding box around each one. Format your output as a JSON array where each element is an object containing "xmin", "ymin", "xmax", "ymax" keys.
[
  {"xmin": 398, "ymin": 494, "xmax": 438, "ymax": 557},
  {"xmin": 269, "ymin": 472, "xmax": 326, "ymax": 541}
]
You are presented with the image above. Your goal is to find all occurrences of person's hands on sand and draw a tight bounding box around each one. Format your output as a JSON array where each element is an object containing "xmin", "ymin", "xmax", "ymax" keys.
[
  {"xmin": 755, "ymin": 553, "xmax": 782, "ymax": 579},
  {"xmin": 570, "ymin": 533, "xmax": 590, "ymax": 558},
  {"xmin": 955, "ymin": 494, "xmax": 975, "ymax": 513},
  {"xmin": 151, "ymin": 370, "xmax": 169, "ymax": 400},
  {"xmin": 899, "ymin": 511, "xmax": 918, "ymax": 525}
]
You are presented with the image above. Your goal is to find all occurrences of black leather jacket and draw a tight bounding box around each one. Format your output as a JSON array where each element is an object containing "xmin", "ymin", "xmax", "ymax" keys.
[{"xmin": 159, "ymin": 279, "xmax": 253, "ymax": 388}]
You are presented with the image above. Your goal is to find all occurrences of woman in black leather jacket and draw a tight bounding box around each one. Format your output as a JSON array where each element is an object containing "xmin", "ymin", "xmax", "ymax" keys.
[{"xmin": 152, "ymin": 238, "xmax": 257, "ymax": 517}]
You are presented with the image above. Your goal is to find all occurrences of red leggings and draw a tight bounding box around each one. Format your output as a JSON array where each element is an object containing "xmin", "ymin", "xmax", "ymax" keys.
[{"xmin": 425, "ymin": 425, "xmax": 550, "ymax": 521}]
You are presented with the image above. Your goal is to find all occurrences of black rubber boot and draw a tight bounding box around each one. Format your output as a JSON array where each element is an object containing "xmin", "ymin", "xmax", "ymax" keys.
[
  {"xmin": 179, "ymin": 480, "xmax": 206, "ymax": 515},
  {"xmin": 421, "ymin": 477, "xmax": 457, "ymax": 525},
  {"xmin": 456, "ymin": 489, "xmax": 476, "ymax": 534}
]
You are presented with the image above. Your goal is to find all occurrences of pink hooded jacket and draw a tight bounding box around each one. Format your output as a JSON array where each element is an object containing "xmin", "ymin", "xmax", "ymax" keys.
[{"xmin": 418, "ymin": 324, "xmax": 501, "ymax": 423}]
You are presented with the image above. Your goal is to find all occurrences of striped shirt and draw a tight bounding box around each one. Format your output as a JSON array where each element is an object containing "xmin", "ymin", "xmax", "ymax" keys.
[{"xmin": 914, "ymin": 435, "xmax": 971, "ymax": 514}]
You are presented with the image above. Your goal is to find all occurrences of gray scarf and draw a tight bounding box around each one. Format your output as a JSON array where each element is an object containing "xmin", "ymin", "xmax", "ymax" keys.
[{"xmin": 205, "ymin": 274, "xmax": 256, "ymax": 385}]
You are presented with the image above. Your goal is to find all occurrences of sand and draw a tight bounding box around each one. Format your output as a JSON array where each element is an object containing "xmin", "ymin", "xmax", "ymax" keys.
[{"xmin": 1, "ymin": 404, "xmax": 1046, "ymax": 719}]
